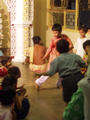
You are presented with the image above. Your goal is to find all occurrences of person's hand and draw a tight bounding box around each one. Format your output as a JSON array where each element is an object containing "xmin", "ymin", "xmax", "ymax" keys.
[
  {"xmin": 17, "ymin": 84, "xmax": 24, "ymax": 89},
  {"xmin": 16, "ymin": 95, "xmax": 24, "ymax": 110},
  {"xmin": 42, "ymin": 56, "xmax": 45, "ymax": 61}
]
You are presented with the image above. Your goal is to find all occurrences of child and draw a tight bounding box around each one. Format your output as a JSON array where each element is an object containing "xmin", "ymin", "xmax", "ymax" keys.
[
  {"xmin": 2, "ymin": 68, "xmax": 30, "ymax": 120},
  {"xmin": 83, "ymin": 40, "xmax": 90, "ymax": 62},
  {"xmin": 74, "ymin": 25, "xmax": 88, "ymax": 58},
  {"xmin": 78, "ymin": 40, "xmax": 90, "ymax": 120},
  {"xmin": 8, "ymin": 66, "xmax": 26, "ymax": 94},
  {"xmin": 43, "ymin": 24, "xmax": 73, "ymax": 88},
  {"xmin": 28, "ymin": 36, "xmax": 47, "ymax": 73},
  {"xmin": 43, "ymin": 24, "xmax": 73, "ymax": 70},
  {"xmin": 0, "ymin": 87, "xmax": 16, "ymax": 120},
  {"xmin": 36, "ymin": 39, "xmax": 86, "ymax": 103},
  {"xmin": 0, "ymin": 57, "xmax": 12, "ymax": 69}
]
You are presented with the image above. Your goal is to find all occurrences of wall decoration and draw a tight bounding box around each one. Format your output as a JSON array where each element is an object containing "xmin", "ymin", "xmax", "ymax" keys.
[
  {"xmin": 23, "ymin": 0, "xmax": 34, "ymax": 56},
  {"xmin": 3, "ymin": 0, "xmax": 11, "ymax": 12},
  {"xmin": 0, "ymin": 8, "xmax": 10, "ymax": 55},
  {"xmin": 3, "ymin": 0, "xmax": 16, "ymax": 56}
]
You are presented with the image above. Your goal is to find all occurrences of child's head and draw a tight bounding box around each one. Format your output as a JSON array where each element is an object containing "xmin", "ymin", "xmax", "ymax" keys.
[
  {"xmin": 1, "ymin": 59, "xmax": 7, "ymax": 66},
  {"xmin": 56, "ymin": 39, "xmax": 69, "ymax": 53},
  {"xmin": 1, "ymin": 57, "xmax": 12, "ymax": 68},
  {"xmin": 8, "ymin": 66, "xmax": 21, "ymax": 79},
  {"xmin": 32, "ymin": 36, "xmax": 41, "ymax": 44},
  {"xmin": 52, "ymin": 24, "xmax": 62, "ymax": 37},
  {"xmin": 0, "ymin": 87, "xmax": 16, "ymax": 106},
  {"xmin": 2, "ymin": 75, "xmax": 17, "ymax": 89},
  {"xmin": 78, "ymin": 25, "xmax": 88, "ymax": 38},
  {"xmin": 83, "ymin": 40, "xmax": 90, "ymax": 56}
]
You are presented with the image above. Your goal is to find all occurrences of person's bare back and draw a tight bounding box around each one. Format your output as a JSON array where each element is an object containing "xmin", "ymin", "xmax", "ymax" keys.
[{"xmin": 33, "ymin": 44, "xmax": 46, "ymax": 65}]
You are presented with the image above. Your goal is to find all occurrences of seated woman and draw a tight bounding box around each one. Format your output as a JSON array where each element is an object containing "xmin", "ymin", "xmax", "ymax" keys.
[{"xmin": 28, "ymin": 36, "xmax": 47, "ymax": 73}]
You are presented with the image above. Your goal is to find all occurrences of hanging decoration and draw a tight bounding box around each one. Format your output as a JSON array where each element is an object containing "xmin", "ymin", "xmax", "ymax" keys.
[{"xmin": 23, "ymin": 0, "xmax": 34, "ymax": 56}]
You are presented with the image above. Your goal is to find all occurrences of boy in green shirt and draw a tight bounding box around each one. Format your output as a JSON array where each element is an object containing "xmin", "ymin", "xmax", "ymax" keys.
[{"xmin": 35, "ymin": 39, "xmax": 86, "ymax": 103}]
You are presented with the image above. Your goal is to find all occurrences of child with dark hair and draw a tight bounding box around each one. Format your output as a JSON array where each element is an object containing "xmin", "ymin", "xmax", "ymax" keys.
[
  {"xmin": 42, "ymin": 24, "xmax": 73, "ymax": 88},
  {"xmin": 32, "ymin": 36, "xmax": 41, "ymax": 44},
  {"xmin": 28, "ymin": 36, "xmax": 47, "ymax": 73},
  {"xmin": 0, "ymin": 87, "xmax": 16, "ymax": 120},
  {"xmin": 2, "ymin": 68, "xmax": 30, "ymax": 120},
  {"xmin": 2, "ymin": 75, "xmax": 17, "ymax": 89},
  {"xmin": 52, "ymin": 23, "xmax": 62, "ymax": 32},
  {"xmin": 36, "ymin": 39, "xmax": 86, "ymax": 103},
  {"xmin": 8, "ymin": 66, "xmax": 26, "ymax": 95},
  {"xmin": 0, "ymin": 56, "xmax": 12, "ymax": 78},
  {"xmin": 74, "ymin": 25, "xmax": 88, "ymax": 58},
  {"xmin": 1, "ymin": 57, "xmax": 12, "ymax": 68},
  {"xmin": 78, "ymin": 40, "xmax": 90, "ymax": 120},
  {"xmin": 43, "ymin": 24, "xmax": 73, "ymax": 70},
  {"xmin": 83, "ymin": 40, "xmax": 90, "ymax": 56},
  {"xmin": 83, "ymin": 40, "xmax": 90, "ymax": 64},
  {"xmin": 8, "ymin": 66, "xmax": 21, "ymax": 80}
]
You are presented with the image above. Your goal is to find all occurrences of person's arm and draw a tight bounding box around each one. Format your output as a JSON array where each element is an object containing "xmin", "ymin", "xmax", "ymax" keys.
[
  {"xmin": 62, "ymin": 34, "xmax": 73, "ymax": 50},
  {"xmin": 43, "ymin": 39, "xmax": 54, "ymax": 60},
  {"xmin": 76, "ymin": 55, "xmax": 87, "ymax": 68},
  {"xmin": 44, "ymin": 58, "xmax": 59, "ymax": 76},
  {"xmin": 74, "ymin": 39, "xmax": 78, "ymax": 54}
]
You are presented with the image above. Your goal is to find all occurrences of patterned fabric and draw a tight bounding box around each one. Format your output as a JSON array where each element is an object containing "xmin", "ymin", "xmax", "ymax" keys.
[
  {"xmin": 46, "ymin": 34, "xmax": 73, "ymax": 70},
  {"xmin": 83, "ymin": 54, "xmax": 88, "ymax": 63},
  {"xmin": 63, "ymin": 88, "xmax": 84, "ymax": 120}
]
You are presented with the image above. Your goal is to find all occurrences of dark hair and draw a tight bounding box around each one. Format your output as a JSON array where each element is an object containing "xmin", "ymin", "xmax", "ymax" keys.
[
  {"xmin": 83, "ymin": 40, "xmax": 90, "ymax": 49},
  {"xmin": 1, "ymin": 57, "xmax": 11, "ymax": 67},
  {"xmin": 0, "ymin": 87, "xmax": 16, "ymax": 106},
  {"xmin": 52, "ymin": 24, "xmax": 62, "ymax": 32},
  {"xmin": 56, "ymin": 39, "xmax": 69, "ymax": 53},
  {"xmin": 2, "ymin": 75, "xmax": 17, "ymax": 88},
  {"xmin": 32, "ymin": 36, "xmax": 41, "ymax": 44},
  {"xmin": 8, "ymin": 66, "xmax": 21, "ymax": 78},
  {"xmin": 1, "ymin": 59, "xmax": 7, "ymax": 66},
  {"xmin": 78, "ymin": 25, "xmax": 88, "ymax": 33}
]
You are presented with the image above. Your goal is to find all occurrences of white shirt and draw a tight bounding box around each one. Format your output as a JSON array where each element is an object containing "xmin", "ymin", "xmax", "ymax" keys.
[
  {"xmin": 74, "ymin": 37, "xmax": 87, "ymax": 58},
  {"xmin": 0, "ymin": 104, "xmax": 12, "ymax": 120}
]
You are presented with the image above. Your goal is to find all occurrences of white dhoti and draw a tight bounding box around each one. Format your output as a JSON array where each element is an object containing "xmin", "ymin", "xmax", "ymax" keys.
[{"xmin": 35, "ymin": 75, "xmax": 49, "ymax": 86}]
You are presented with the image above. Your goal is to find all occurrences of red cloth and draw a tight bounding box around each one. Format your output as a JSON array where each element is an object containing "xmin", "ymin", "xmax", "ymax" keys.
[{"xmin": 0, "ymin": 66, "xmax": 8, "ymax": 77}]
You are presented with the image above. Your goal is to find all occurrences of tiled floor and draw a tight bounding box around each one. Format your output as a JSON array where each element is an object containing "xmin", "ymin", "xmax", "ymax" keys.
[{"xmin": 14, "ymin": 63, "xmax": 65, "ymax": 120}]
